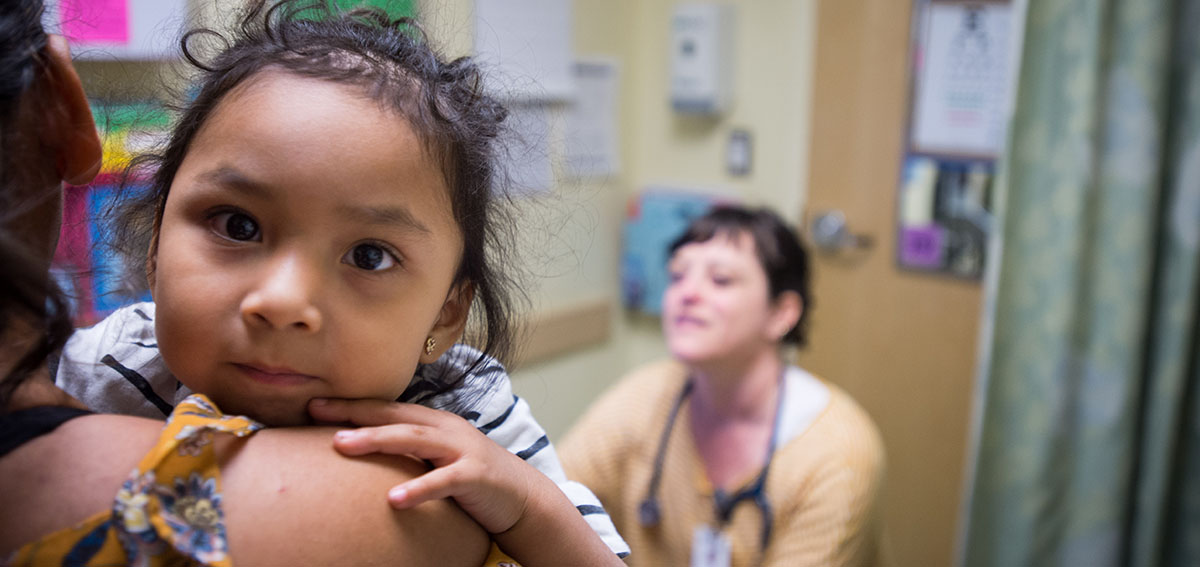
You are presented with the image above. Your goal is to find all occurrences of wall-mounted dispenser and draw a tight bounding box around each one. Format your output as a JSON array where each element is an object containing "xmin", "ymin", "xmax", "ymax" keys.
[{"xmin": 670, "ymin": 3, "xmax": 735, "ymax": 115}]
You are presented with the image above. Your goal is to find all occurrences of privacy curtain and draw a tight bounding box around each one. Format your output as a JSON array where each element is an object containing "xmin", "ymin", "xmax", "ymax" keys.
[{"xmin": 962, "ymin": 0, "xmax": 1200, "ymax": 566}]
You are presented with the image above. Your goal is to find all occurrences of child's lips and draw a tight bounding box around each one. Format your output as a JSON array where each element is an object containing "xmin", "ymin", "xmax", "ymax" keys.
[{"xmin": 234, "ymin": 362, "xmax": 318, "ymax": 386}]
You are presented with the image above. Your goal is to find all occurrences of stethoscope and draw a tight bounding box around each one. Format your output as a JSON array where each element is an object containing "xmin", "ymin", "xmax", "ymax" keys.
[{"xmin": 638, "ymin": 371, "xmax": 786, "ymax": 551}]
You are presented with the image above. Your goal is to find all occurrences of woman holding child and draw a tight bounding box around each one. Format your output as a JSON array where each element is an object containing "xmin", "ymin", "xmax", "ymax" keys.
[
  {"xmin": 561, "ymin": 206, "xmax": 887, "ymax": 566},
  {"xmin": 0, "ymin": 1, "xmax": 622, "ymax": 565}
]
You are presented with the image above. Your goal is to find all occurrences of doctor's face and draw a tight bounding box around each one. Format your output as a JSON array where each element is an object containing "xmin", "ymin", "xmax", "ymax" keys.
[{"xmin": 662, "ymin": 232, "xmax": 782, "ymax": 367}]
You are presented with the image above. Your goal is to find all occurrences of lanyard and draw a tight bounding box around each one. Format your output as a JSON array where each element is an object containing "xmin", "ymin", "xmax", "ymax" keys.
[{"xmin": 639, "ymin": 369, "xmax": 787, "ymax": 551}]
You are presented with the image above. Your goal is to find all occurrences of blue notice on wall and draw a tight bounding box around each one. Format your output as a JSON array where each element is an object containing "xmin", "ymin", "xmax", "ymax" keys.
[{"xmin": 621, "ymin": 189, "xmax": 725, "ymax": 314}]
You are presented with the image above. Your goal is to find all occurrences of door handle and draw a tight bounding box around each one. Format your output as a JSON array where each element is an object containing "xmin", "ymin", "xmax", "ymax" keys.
[{"xmin": 810, "ymin": 210, "xmax": 874, "ymax": 254}]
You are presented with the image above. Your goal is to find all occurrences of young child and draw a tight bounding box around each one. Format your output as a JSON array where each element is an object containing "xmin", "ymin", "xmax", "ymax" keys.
[{"xmin": 52, "ymin": 0, "xmax": 627, "ymax": 563}]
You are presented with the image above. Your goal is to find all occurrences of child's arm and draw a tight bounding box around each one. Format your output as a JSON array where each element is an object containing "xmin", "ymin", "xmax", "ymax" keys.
[{"xmin": 309, "ymin": 398, "xmax": 624, "ymax": 567}]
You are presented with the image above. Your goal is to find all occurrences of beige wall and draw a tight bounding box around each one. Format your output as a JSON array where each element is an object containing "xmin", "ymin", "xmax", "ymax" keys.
[{"xmin": 497, "ymin": 0, "xmax": 819, "ymax": 438}]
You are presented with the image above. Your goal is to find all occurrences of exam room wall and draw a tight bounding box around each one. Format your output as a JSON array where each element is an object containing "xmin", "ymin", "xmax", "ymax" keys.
[{"xmin": 503, "ymin": 0, "xmax": 819, "ymax": 439}]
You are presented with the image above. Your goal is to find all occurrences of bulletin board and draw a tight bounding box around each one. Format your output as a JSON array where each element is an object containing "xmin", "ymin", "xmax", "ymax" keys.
[
  {"xmin": 897, "ymin": 0, "xmax": 1016, "ymax": 279},
  {"xmin": 52, "ymin": 103, "xmax": 169, "ymax": 325}
]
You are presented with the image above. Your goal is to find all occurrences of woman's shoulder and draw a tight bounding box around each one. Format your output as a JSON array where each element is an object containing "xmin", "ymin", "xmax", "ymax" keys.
[
  {"xmin": 559, "ymin": 359, "xmax": 685, "ymax": 462},
  {"xmin": 0, "ymin": 411, "xmax": 162, "ymax": 556},
  {"xmin": 781, "ymin": 369, "xmax": 885, "ymax": 472},
  {"xmin": 619, "ymin": 358, "xmax": 688, "ymax": 388},
  {"xmin": 596, "ymin": 358, "xmax": 689, "ymax": 419},
  {"xmin": 2, "ymin": 396, "xmax": 489, "ymax": 566}
]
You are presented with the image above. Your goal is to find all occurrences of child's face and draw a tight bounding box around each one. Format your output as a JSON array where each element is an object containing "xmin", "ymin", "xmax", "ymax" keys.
[{"xmin": 150, "ymin": 71, "xmax": 468, "ymax": 426}]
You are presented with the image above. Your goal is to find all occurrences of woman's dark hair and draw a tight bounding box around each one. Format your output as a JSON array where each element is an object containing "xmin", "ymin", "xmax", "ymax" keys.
[
  {"xmin": 0, "ymin": 0, "xmax": 75, "ymax": 410},
  {"xmin": 112, "ymin": 0, "xmax": 521, "ymax": 410},
  {"xmin": 668, "ymin": 205, "xmax": 813, "ymax": 346}
]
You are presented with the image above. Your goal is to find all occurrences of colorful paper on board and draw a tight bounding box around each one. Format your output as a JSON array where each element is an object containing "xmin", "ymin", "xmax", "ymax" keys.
[
  {"xmin": 61, "ymin": 0, "xmax": 131, "ymax": 44},
  {"xmin": 89, "ymin": 184, "xmax": 151, "ymax": 317},
  {"xmin": 54, "ymin": 185, "xmax": 94, "ymax": 321}
]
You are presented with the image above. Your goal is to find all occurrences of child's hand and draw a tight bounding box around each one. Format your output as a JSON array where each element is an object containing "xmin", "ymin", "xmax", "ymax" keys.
[{"xmin": 307, "ymin": 398, "xmax": 541, "ymax": 536}]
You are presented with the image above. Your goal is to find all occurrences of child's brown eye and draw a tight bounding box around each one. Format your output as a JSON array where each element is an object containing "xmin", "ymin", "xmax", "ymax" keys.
[
  {"xmin": 225, "ymin": 213, "xmax": 259, "ymax": 241},
  {"xmin": 210, "ymin": 211, "xmax": 261, "ymax": 242},
  {"xmin": 344, "ymin": 243, "xmax": 397, "ymax": 271}
]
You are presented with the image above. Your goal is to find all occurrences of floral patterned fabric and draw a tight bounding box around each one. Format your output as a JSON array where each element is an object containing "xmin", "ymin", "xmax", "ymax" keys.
[{"xmin": 10, "ymin": 395, "xmax": 259, "ymax": 566}]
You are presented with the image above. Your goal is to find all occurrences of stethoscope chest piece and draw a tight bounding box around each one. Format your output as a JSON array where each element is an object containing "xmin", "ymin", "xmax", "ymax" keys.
[{"xmin": 639, "ymin": 498, "xmax": 662, "ymax": 527}]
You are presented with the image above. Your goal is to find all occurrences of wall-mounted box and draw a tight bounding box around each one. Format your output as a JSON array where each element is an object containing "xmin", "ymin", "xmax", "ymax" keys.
[{"xmin": 670, "ymin": 3, "xmax": 735, "ymax": 115}]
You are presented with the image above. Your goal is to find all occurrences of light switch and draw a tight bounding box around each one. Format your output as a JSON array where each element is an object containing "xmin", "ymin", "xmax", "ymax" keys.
[{"xmin": 727, "ymin": 129, "xmax": 752, "ymax": 176}]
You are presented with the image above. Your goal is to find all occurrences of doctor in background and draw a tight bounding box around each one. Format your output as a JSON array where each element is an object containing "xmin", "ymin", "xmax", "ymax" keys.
[{"xmin": 561, "ymin": 205, "xmax": 886, "ymax": 567}]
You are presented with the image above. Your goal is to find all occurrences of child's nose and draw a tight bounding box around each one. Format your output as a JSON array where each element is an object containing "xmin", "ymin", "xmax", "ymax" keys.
[{"xmin": 240, "ymin": 253, "xmax": 323, "ymax": 333}]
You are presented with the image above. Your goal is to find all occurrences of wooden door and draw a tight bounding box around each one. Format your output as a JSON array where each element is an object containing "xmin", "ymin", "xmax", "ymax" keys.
[{"xmin": 798, "ymin": 1, "xmax": 984, "ymax": 566}]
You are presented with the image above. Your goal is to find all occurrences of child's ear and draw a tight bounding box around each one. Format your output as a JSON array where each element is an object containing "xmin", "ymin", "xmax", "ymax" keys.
[
  {"xmin": 422, "ymin": 282, "xmax": 475, "ymax": 363},
  {"xmin": 42, "ymin": 35, "xmax": 102, "ymax": 186}
]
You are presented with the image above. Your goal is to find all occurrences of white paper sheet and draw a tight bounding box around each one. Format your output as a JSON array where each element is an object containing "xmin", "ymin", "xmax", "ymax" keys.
[
  {"xmin": 475, "ymin": 0, "xmax": 574, "ymax": 102},
  {"xmin": 503, "ymin": 102, "xmax": 554, "ymax": 194},
  {"xmin": 563, "ymin": 59, "xmax": 620, "ymax": 179}
]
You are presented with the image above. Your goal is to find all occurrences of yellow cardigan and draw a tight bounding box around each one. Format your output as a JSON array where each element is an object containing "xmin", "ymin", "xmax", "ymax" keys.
[{"xmin": 560, "ymin": 360, "xmax": 886, "ymax": 567}]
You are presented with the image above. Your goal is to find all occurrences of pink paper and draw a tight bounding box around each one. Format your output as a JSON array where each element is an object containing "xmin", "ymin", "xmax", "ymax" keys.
[{"xmin": 61, "ymin": 0, "xmax": 130, "ymax": 44}]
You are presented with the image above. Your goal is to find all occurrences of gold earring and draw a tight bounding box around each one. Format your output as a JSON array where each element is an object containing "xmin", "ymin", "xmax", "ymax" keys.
[{"xmin": 424, "ymin": 336, "xmax": 436, "ymax": 355}]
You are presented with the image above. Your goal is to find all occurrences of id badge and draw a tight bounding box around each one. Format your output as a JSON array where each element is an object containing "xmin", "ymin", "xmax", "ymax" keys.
[{"xmin": 690, "ymin": 525, "xmax": 731, "ymax": 567}]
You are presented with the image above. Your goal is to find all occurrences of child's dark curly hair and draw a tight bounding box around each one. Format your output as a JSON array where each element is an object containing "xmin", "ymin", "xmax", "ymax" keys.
[{"xmin": 113, "ymin": 0, "xmax": 523, "ymax": 410}]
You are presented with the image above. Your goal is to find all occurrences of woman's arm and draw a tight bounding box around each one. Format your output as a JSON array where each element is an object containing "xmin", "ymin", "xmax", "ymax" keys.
[
  {"xmin": 222, "ymin": 426, "xmax": 489, "ymax": 567},
  {"xmin": 0, "ymin": 400, "xmax": 490, "ymax": 565},
  {"xmin": 0, "ymin": 412, "xmax": 160, "ymax": 553},
  {"xmin": 311, "ymin": 398, "xmax": 625, "ymax": 567}
]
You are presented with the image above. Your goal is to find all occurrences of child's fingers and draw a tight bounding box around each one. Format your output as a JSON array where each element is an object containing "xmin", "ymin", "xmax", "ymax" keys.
[
  {"xmin": 386, "ymin": 468, "xmax": 458, "ymax": 509},
  {"xmin": 389, "ymin": 466, "xmax": 520, "ymax": 534},
  {"xmin": 332, "ymin": 422, "xmax": 468, "ymax": 464},
  {"xmin": 308, "ymin": 397, "xmax": 445, "ymax": 427}
]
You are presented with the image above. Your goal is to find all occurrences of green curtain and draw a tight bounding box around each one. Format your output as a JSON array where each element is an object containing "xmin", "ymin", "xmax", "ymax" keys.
[{"xmin": 963, "ymin": 0, "xmax": 1200, "ymax": 566}]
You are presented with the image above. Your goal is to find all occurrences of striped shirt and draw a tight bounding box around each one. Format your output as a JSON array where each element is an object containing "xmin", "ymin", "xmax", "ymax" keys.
[
  {"xmin": 560, "ymin": 359, "xmax": 884, "ymax": 567},
  {"xmin": 55, "ymin": 301, "xmax": 629, "ymax": 558}
]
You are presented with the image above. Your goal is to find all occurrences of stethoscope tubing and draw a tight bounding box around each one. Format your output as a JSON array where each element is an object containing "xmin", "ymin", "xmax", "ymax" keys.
[{"xmin": 638, "ymin": 369, "xmax": 787, "ymax": 551}]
